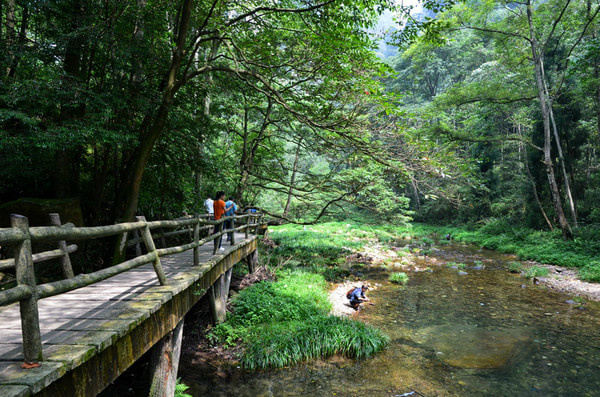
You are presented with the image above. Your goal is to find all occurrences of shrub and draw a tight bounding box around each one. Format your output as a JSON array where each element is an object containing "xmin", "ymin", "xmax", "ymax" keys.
[
  {"xmin": 389, "ymin": 272, "xmax": 409, "ymax": 285},
  {"xmin": 579, "ymin": 262, "xmax": 600, "ymax": 282}
]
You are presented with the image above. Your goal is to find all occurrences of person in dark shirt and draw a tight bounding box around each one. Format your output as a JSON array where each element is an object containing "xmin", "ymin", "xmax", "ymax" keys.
[{"xmin": 348, "ymin": 285, "xmax": 370, "ymax": 310}]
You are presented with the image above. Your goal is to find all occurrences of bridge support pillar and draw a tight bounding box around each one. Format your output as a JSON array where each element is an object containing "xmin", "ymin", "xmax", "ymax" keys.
[
  {"xmin": 245, "ymin": 249, "xmax": 259, "ymax": 273},
  {"xmin": 208, "ymin": 268, "xmax": 232, "ymax": 324},
  {"xmin": 148, "ymin": 318, "xmax": 184, "ymax": 397}
]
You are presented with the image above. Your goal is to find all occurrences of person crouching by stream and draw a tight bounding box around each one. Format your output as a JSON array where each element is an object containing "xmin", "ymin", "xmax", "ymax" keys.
[{"xmin": 348, "ymin": 285, "xmax": 370, "ymax": 310}]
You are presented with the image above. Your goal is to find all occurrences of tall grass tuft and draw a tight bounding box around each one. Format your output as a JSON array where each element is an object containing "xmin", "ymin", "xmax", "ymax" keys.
[
  {"xmin": 389, "ymin": 272, "xmax": 409, "ymax": 285},
  {"xmin": 524, "ymin": 266, "xmax": 550, "ymax": 279},
  {"xmin": 241, "ymin": 316, "xmax": 388, "ymax": 370}
]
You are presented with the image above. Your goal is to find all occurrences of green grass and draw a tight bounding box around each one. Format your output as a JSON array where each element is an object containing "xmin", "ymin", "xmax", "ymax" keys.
[
  {"xmin": 508, "ymin": 261, "xmax": 523, "ymax": 273},
  {"xmin": 241, "ymin": 316, "xmax": 388, "ymax": 370},
  {"xmin": 389, "ymin": 272, "xmax": 409, "ymax": 285},
  {"xmin": 208, "ymin": 268, "xmax": 388, "ymax": 369},
  {"xmin": 524, "ymin": 266, "xmax": 550, "ymax": 279},
  {"xmin": 266, "ymin": 222, "xmax": 414, "ymax": 281},
  {"xmin": 579, "ymin": 261, "xmax": 600, "ymax": 282}
]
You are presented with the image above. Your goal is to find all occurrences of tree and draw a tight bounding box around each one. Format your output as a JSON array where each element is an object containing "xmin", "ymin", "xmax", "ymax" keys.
[{"xmin": 435, "ymin": 0, "xmax": 600, "ymax": 238}]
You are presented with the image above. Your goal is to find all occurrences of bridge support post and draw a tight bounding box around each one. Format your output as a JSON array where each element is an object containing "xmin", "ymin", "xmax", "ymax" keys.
[
  {"xmin": 208, "ymin": 268, "xmax": 232, "ymax": 324},
  {"xmin": 148, "ymin": 319, "xmax": 184, "ymax": 397},
  {"xmin": 246, "ymin": 249, "xmax": 258, "ymax": 273}
]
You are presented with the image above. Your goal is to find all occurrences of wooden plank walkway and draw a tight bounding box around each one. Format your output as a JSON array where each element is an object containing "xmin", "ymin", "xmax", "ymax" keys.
[{"xmin": 0, "ymin": 232, "xmax": 257, "ymax": 397}]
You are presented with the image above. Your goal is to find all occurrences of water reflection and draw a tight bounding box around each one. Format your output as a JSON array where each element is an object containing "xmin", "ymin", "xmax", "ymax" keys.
[{"xmin": 179, "ymin": 243, "xmax": 600, "ymax": 396}]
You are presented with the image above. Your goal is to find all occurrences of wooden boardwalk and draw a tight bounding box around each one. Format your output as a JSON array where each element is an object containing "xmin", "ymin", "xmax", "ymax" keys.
[{"xmin": 0, "ymin": 232, "xmax": 257, "ymax": 397}]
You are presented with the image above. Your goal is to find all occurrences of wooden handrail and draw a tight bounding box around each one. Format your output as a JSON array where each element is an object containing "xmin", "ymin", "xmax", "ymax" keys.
[
  {"xmin": 0, "ymin": 211, "xmax": 266, "ymax": 362},
  {"xmin": 0, "ymin": 244, "xmax": 78, "ymax": 271}
]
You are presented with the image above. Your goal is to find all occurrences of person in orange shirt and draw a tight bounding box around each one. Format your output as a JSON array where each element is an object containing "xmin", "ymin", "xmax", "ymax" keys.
[{"xmin": 212, "ymin": 191, "xmax": 233, "ymax": 253}]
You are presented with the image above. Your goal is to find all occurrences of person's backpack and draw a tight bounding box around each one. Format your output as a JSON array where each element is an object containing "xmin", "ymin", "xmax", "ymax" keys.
[{"xmin": 346, "ymin": 287, "xmax": 355, "ymax": 299}]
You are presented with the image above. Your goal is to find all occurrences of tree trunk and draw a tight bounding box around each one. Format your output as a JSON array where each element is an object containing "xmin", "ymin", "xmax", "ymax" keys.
[
  {"xmin": 0, "ymin": 0, "xmax": 3, "ymax": 41},
  {"xmin": 283, "ymin": 138, "xmax": 302, "ymax": 217},
  {"xmin": 411, "ymin": 177, "xmax": 421, "ymax": 212},
  {"xmin": 527, "ymin": 0, "xmax": 573, "ymax": 240},
  {"xmin": 236, "ymin": 99, "xmax": 273, "ymax": 201},
  {"xmin": 118, "ymin": 0, "xmax": 194, "ymax": 223},
  {"xmin": 55, "ymin": 0, "xmax": 86, "ymax": 199},
  {"xmin": 5, "ymin": 0, "xmax": 15, "ymax": 77},
  {"xmin": 548, "ymin": 107, "xmax": 578, "ymax": 227},
  {"xmin": 6, "ymin": 2, "xmax": 28, "ymax": 77},
  {"xmin": 588, "ymin": 0, "xmax": 600, "ymax": 180},
  {"xmin": 523, "ymin": 152, "xmax": 553, "ymax": 231}
]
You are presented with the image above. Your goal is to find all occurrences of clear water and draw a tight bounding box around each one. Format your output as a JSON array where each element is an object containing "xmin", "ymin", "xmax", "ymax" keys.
[{"xmin": 179, "ymin": 242, "xmax": 600, "ymax": 396}]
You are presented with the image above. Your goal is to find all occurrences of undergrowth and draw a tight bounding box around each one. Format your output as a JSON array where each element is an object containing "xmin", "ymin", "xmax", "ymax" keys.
[
  {"xmin": 209, "ymin": 268, "xmax": 388, "ymax": 369},
  {"xmin": 265, "ymin": 222, "xmax": 409, "ymax": 281}
]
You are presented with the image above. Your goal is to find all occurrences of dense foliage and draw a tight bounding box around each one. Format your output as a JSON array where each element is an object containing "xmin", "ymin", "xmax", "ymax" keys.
[
  {"xmin": 0, "ymin": 0, "xmax": 421, "ymax": 226},
  {"xmin": 386, "ymin": 0, "xmax": 600, "ymax": 240}
]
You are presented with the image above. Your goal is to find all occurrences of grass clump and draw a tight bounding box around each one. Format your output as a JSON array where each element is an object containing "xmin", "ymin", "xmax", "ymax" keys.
[
  {"xmin": 209, "ymin": 268, "xmax": 388, "ymax": 369},
  {"xmin": 389, "ymin": 272, "xmax": 409, "ymax": 285},
  {"xmin": 508, "ymin": 262, "xmax": 523, "ymax": 273},
  {"xmin": 525, "ymin": 266, "xmax": 550, "ymax": 279},
  {"xmin": 242, "ymin": 316, "xmax": 388, "ymax": 370}
]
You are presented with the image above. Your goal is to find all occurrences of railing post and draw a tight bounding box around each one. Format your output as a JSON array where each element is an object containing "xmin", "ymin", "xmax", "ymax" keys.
[
  {"xmin": 193, "ymin": 215, "xmax": 200, "ymax": 266},
  {"xmin": 256, "ymin": 214, "xmax": 264, "ymax": 235},
  {"xmin": 136, "ymin": 216, "xmax": 168, "ymax": 286},
  {"xmin": 48, "ymin": 213, "xmax": 75, "ymax": 279},
  {"xmin": 230, "ymin": 217, "xmax": 236, "ymax": 245},
  {"xmin": 11, "ymin": 214, "xmax": 43, "ymax": 363},
  {"xmin": 245, "ymin": 214, "xmax": 250, "ymax": 239}
]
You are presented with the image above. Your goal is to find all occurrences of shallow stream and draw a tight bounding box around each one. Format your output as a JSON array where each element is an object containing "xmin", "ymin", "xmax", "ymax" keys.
[{"xmin": 179, "ymin": 242, "xmax": 600, "ymax": 396}]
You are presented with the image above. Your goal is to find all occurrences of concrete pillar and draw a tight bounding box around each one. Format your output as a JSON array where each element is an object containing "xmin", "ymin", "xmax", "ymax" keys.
[
  {"xmin": 148, "ymin": 319, "xmax": 184, "ymax": 397},
  {"xmin": 208, "ymin": 268, "xmax": 233, "ymax": 324}
]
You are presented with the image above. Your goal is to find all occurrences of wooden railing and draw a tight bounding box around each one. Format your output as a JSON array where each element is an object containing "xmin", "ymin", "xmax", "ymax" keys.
[{"xmin": 0, "ymin": 211, "xmax": 265, "ymax": 363}]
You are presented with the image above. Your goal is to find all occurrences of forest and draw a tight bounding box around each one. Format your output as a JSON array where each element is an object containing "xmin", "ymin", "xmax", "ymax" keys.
[
  {"xmin": 1, "ymin": 0, "xmax": 599, "ymax": 248},
  {"xmin": 3, "ymin": 1, "xmax": 600, "ymax": 395}
]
